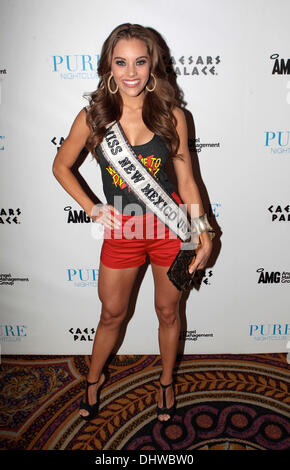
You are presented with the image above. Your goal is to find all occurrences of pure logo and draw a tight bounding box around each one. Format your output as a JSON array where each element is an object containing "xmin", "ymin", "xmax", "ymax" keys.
[
  {"xmin": 0, "ymin": 135, "xmax": 5, "ymax": 150},
  {"xmin": 51, "ymin": 54, "xmax": 99, "ymax": 79},
  {"xmin": 250, "ymin": 323, "xmax": 290, "ymax": 342},
  {"xmin": 265, "ymin": 130, "xmax": 290, "ymax": 155},
  {"xmin": 0, "ymin": 325, "xmax": 27, "ymax": 342},
  {"xmin": 67, "ymin": 268, "xmax": 99, "ymax": 287}
]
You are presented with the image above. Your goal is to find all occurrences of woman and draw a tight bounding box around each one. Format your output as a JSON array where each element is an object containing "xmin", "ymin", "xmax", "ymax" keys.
[{"xmin": 52, "ymin": 23, "xmax": 213, "ymax": 423}]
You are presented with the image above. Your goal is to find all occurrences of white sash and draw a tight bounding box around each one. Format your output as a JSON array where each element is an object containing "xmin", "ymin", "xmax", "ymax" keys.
[{"xmin": 99, "ymin": 121, "xmax": 192, "ymax": 243}]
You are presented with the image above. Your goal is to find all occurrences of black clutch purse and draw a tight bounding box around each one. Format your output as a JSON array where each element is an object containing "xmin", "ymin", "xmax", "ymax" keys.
[
  {"xmin": 167, "ymin": 247, "xmax": 197, "ymax": 291},
  {"xmin": 167, "ymin": 214, "xmax": 215, "ymax": 290}
]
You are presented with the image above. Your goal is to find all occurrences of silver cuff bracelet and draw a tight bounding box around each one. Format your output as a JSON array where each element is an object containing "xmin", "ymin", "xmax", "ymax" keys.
[{"xmin": 191, "ymin": 213, "xmax": 215, "ymax": 240}]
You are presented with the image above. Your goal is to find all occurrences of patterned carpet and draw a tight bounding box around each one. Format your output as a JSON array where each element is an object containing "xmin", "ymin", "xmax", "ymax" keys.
[{"xmin": 0, "ymin": 354, "xmax": 289, "ymax": 451}]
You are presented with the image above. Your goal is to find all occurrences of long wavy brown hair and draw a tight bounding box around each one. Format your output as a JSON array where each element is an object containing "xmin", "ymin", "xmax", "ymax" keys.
[{"xmin": 83, "ymin": 23, "xmax": 183, "ymax": 163}]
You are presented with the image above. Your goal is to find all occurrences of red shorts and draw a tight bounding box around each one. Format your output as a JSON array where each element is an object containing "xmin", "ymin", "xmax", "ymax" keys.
[{"xmin": 100, "ymin": 192, "xmax": 183, "ymax": 269}]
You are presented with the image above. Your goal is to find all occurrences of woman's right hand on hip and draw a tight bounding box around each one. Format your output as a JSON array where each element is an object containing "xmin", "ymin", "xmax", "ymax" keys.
[{"xmin": 91, "ymin": 203, "xmax": 121, "ymax": 230}]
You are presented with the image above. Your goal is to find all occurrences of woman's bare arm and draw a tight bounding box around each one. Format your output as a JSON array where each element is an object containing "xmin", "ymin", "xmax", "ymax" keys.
[
  {"xmin": 52, "ymin": 108, "xmax": 121, "ymax": 228},
  {"xmin": 172, "ymin": 106, "xmax": 212, "ymax": 272},
  {"xmin": 172, "ymin": 107, "xmax": 212, "ymax": 242},
  {"xmin": 52, "ymin": 108, "xmax": 101, "ymax": 218}
]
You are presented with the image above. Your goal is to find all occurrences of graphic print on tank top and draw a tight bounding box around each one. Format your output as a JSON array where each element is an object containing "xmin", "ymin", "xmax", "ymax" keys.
[{"xmin": 105, "ymin": 150, "xmax": 162, "ymax": 193}]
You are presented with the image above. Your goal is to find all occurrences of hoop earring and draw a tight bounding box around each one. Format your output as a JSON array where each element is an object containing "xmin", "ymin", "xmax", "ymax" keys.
[
  {"xmin": 146, "ymin": 72, "xmax": 156, "ymax": 92},
  {"xmin": 108, "ymin": 72, "xmax": 118, "ymax": 94}
]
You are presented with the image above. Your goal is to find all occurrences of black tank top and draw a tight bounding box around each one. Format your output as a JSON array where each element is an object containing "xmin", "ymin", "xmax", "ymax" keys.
[{"xmin": 83, "ymin": 107, "xmax": 178, "ymax": 215}]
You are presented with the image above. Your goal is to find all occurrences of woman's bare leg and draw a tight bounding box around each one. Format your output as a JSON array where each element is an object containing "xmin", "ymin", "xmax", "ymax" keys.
[
  {"xmin": 79, "ymin": 261, "xmax": 141, "ymax": 417},
  {"xmin": 151, "ymin": 262, "xmax": 182, "ymax": 421}
]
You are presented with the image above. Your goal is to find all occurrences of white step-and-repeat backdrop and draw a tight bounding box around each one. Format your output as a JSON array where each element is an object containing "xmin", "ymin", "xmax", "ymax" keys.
[{"xmin": 1, "ymin": 0, "xmax": 289, "ymax": 355}]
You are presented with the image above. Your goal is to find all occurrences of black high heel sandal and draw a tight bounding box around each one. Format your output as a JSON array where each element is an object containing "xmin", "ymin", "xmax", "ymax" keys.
[
  {"xmin": 156, "ymin": 375, "xmax": 176, "ymax": 422},
  {"xmin": 79, "ymin": 373, "xmax": 105, "ymax": 421}
]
